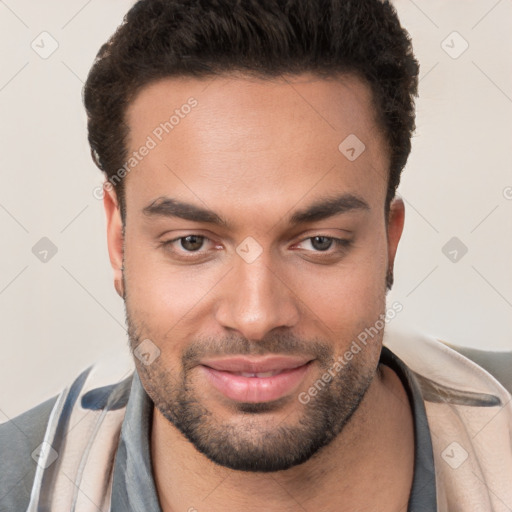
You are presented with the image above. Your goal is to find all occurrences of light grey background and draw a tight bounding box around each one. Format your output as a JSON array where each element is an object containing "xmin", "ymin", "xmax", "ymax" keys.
[{"xmin": 1, "ymin": 0, "xmax": 511, "ymax": 419}]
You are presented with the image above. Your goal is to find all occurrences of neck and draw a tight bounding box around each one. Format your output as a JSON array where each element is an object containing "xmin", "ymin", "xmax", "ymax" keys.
[{"xmin": 151, "ymin": 363, "xmax": 414, "ymax": 512}]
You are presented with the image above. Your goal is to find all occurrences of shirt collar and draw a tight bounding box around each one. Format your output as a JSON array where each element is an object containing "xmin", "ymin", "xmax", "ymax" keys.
[
  {"xmin": 111, "ymin": 371, "xmax": 162, "ymax": 512},
  {"xmin": 380, "ymin": 345, "xmax": 437, "ymax": 511}
]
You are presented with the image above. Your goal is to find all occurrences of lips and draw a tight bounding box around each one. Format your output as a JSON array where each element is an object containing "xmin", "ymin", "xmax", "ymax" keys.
[
  {"xmin": 200, "ymin": 355, "xmax": 312, "ymax": 374},
  {"xmin": 230, "ymin": 370, "xmax": 283, "ymax": 378},
  {"xmin": 199, "ymin": 356, "xmax": 314, "ymax": 403}
]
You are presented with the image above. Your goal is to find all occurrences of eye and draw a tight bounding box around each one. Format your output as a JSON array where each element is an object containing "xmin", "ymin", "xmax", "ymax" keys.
[
  {"xmin": 296, "ymin": 236, "xmax": 352, "ymax": 253},
  {"xmin": 177, "ymin": 234, "xmax": 205, "ymax": 252},
  {"xmin": 161, "ymin": 234, "xmax": 214, "ymax": 256}
]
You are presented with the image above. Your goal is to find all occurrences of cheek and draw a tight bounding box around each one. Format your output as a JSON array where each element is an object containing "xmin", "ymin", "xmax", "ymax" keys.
[
  {"xmin": 123, "ymin": 239, "xmax": 224, "ymax": 336},
  {"xmin": 291, "ymin": 235, "xmax": 388, "ymax": 332}
]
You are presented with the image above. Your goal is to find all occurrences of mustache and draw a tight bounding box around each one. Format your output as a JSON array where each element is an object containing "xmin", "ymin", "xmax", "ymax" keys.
[
  {"xmin": 124, "ymin": 306, "xmax": 365, "ymax": 373},
  {"xmin": 180, "ymin": 331, "xmax": 333, "ymax": 371}
]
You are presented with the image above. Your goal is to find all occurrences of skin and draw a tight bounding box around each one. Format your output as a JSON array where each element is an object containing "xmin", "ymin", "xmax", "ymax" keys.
[{"xmin": 104, "ymin": 72, "xmax": 413, "ymax": 511}]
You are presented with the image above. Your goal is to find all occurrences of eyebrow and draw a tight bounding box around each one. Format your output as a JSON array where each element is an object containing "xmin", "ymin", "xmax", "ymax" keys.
[
  {"xmin": 142, "ymin": 193, "xmax": 370, "ymax": 229},
  {"xmin": 289, "ymin": 193, "xmax": 370, "ymax": 224}
]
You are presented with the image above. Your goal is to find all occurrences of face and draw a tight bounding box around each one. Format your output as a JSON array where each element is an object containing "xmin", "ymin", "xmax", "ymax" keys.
[{"xmin": 104, "ymin": 72, "xmax": 404, "ymax": 472}]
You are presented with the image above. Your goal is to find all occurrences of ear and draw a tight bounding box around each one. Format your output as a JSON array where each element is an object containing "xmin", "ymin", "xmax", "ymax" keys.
[
  {"xmin": 386, "ymin": 196, "xmax": 405, "ymax": 288},
  {"xmin": 103, "ymin": 184, "xmax": 125, "ymax": 299}
]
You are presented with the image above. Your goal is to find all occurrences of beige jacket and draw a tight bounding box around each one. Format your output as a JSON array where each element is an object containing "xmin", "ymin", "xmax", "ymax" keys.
[{"xmin": 385, "ymin": 327, "xmax": 512, "ymax": 511}]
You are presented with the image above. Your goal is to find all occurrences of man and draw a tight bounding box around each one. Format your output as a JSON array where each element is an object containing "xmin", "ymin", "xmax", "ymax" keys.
[{"xmin": 1, "ymin": 0, "xmax": 511, "ymax": 511}]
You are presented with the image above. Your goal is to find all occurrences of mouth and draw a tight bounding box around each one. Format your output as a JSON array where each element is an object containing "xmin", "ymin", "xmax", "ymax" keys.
[{"xmin": 199, "ymin": 360, "xmax": 314, "ymax": 403}]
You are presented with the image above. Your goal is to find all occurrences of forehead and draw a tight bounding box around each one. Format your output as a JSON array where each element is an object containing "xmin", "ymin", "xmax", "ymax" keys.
[{"xmin": 123, "ymin": 72, "xmax": 389, "ymax": 217}]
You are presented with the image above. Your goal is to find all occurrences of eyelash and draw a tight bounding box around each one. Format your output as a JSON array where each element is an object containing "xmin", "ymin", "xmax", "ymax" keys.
[{"xmin": 160, "ymin": 235, "xmax": 352, "ymax": 259}]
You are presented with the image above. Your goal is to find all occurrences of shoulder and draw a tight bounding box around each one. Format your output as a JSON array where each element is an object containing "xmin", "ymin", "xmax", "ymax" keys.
[
  {"xmin": 0, "ymin": 395, "xmax": 58, "ymax": 511},
  {"xmin": 384, "ymin": 327, "xmax": 512, "ymax": 507},
  {"xmin": 0, "ymin": 354, "xmax": 135, "ymax": 511},
  {"xmin": 384, "ymin": 325, "xmax": 512, "ymax": 403}
]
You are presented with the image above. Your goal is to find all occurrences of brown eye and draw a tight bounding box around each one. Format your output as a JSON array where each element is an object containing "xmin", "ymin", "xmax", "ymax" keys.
[
  {"xmin": 180, "ymin": 235, "xmax": 205, "ymax": 251},
  {"xmin": 310, "ymin": 236, "xmax": 333, "ymax": 251},
  {"xmin": 294, "ymin": 236, "xmax": 352, "ymax": 256}
]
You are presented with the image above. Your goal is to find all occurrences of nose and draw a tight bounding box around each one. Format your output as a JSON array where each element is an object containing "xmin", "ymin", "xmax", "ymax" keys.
[{"xmin": 214, "ymin": 249, "xmax": 300, "ymax": 341}]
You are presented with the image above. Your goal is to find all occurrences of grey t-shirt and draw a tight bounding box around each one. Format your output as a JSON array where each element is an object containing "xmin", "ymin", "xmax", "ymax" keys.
[{"xmin": 0, "ymin": 346, "xmax": 436, "ymax": 511}]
